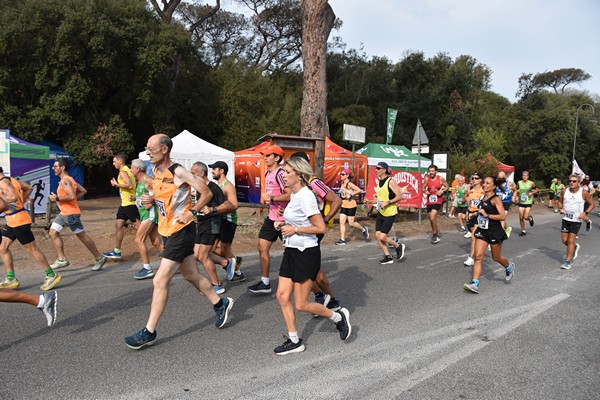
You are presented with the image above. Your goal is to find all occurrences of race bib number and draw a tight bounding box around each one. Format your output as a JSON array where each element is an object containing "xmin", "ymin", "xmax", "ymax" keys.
[
  {"xmin": 429, "ymin": 195, "xmax": 438, "ymax": 203},
  {"xmin": 477, "ymin": 215, "xmax": 489, "ymax": 229},
  {"xmin": 471, "ymin": 199, "xmax": 480, "ymax": 208},
  {"xmin": 135, "ymin": 197, "xmax": 143, "ymax": 209},
  {"xmin": 282, "ymin": 234, "xmax": 290, "ymax": 247},
  {"xmin": 565, "ymin": 210, "xmax": 575, "ymax": 220},
  {"xmin": 501, "ymin": 191, "xmax": 510, "ymax": 201},
  {"xmin": 520, "ymin": 193, "xmax": 529, "ymax": 202},
  {"xmin": 155, "ymin": 199, "xmax": 166, "ymax": 218}
]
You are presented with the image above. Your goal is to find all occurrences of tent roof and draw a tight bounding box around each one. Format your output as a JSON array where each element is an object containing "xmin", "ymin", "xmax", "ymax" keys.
[
  {"xmin": 484, "ymin": 153, "xmax": 514, "ymax": 172},
  {"xmin": 355, "ymin": 143, "xmax": 430, "ymax": 169},
  {"xmin": 324, "ymin": 137, "xmax": 367, "ymax": 161}
]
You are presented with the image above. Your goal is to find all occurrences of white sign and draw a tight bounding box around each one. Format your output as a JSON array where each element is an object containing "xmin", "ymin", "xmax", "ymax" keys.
[
  {"xmin": 343, "ymin": 124, "xmax": 366, "ymax": 144},
  {"xmin": 433, "ymin": 153, "xmax": 448, "ymax": 170},
  {"xmin": 411, "ymin": 145, "xmax": 429, "ymax": 154}
]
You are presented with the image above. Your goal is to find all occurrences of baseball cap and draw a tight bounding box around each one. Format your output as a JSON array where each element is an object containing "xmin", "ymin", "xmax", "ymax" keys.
[
  {"xmin": 471, "ymin": 172, "xmax": 484, "ymax": 180},
  {"xmin": 376, "ymin": 162, "xmax": 389, "ymax": 171},
  {"xmin": 260, "ymin": 145, "xmax": 284, "ymax": 157},
  {"xmin": 208, "ymin": 161, "xmax": 228, "ymax": 174}
]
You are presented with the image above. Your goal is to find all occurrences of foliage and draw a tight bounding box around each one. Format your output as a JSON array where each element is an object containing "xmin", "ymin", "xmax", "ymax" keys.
[{"xmin": 517, "ymin": 68, "xmax": 592, "ymax": 98}]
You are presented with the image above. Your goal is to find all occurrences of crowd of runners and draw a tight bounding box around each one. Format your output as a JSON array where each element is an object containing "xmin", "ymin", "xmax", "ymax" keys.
[{"xmin": 0, "ymin": 136, "xmax": 596, "ymax": 355}]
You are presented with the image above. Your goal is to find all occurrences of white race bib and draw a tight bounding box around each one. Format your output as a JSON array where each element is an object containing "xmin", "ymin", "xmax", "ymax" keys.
[
  {"xmin": 565, "ymin": 210, "xmax": 575, "ymax": 220},
  {"xmin": 429, "ymin": 195, "xmax": 438, "ymax": 203},
  {"xmin": 471, "ymin": 199, "xmax": 480, "ymax": 208},
  {"xmin": 520, "ymin": 193, "xmax": 529, "ymax": 202},
  {"xmin": 155, "ymin": 199, "xmax": 166, "ymax": 218},
  {"xmin": 477, "ymin": 215, "xmax": 489, "ymax": 229}
]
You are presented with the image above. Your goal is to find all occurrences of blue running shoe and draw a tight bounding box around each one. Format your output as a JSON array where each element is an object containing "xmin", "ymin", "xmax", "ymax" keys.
[
  {"xmin": 505, "ymin": 262, "xmax": 515, "ymax": 281},
  {"xmin": 133, "ymin": 267, "xmax": 155, "ymax": 280},
  {"xmin": 226, "ymin": 258, "xmax": 237, "ymax": 281},
  {"xmin": 125, "ymin": 327, "xmax": 157, "ymax": 350},
  {"xmin": 215, "ymin": 297, "xmax": 234, "ymax": 328},
  {"xmin": 213, "ymin": 284, "xmax": 225, "ymax": 295},
  {"xmin": 103, "ymin": 249, "xmax": 122, "ymax": 259}
]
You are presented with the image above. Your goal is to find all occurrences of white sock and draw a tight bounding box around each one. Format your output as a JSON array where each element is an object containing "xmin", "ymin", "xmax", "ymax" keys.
[
  {"xmin": 330, "ymin": 311, "xmax": 342, "ymax": 323},
  {"xmin": 143, "ymin": 264, "xmax": 152, "ymax": 270},
  {"xmin": 37, "ymin": 295, "xmax": 45, "ymax": 309},
  {"xmin": 288, "ymin": 331, "xmax": 299, "ymax": 343},
  {"xmin": 261, "ymin": 277, "xmax": 270, "ymax": 285},
  {"xmin": 235, "ymin": 270, "xmax": 242, "ymax": 276}
]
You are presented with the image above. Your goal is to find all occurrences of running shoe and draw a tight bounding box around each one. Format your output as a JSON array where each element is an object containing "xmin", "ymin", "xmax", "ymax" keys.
[
  {"xmin": 335, "ymin": 308, "xmax": 352, "ymax": 340},
  {"xmin": 379, "ymin": 255, "xmax": 394, "ymax": 265},
  {"xmin": 248, "ymin": 280, "xmax": 271, "ymax": 294},
  {"xmin": 327, "ymin": 299, "xmax": 341, "ymax": 312},
  {"xmin": 315, "ymin": 291, "xmax": 331, "ymax": 308},
  {"xmin": 459, "ymin": 227, "xmax": 467, "ymax": 233},
  {"xmin": 133, "ymin": 267, "xmax": 155, "ymax": 280},
  {"xmin": 554, "ymin": 209, "xmax": 559, "ymax": 213},
  {"xmin": 274, "ymin": 337, "xmax": 305, "ymax": 356},
  {"xmin": 518, "ymin": 231, "xmax": 526, "ymax": 237},
  {"xmin": 464, "ymin": 256, "xmax": 474, "ymax": 267},
  {"xmin": 103, "ymin": 249, "xmax": 122, "ymax": 259},
  {"xmin": 560, "ymin": 261, "xmax": 571, "ymax": 270},
  {"xmin": 386, "ymin": 237, "xmax": 400, "ymax": 248},
  {"xmin": 463, "ymin": 281, "xmax": 480, "ymax": 294},
  {"xmin": 0, "ymin": 278, "xmax": 20, "ymax": 289},
  {"xmin": 528, "ymin": 216, "xmax": 534, "ymax": 227},
  {"xmin": 586, "ymin": 220, "xmax": 592, "ymax": 233},
  {"xmin": 230, "ymin": 272, "xmax": 246, "ymax": 283},
  {"xmin": 225, "ymin": 257, "xmax": 237, "ymax": 281},
  {"xmin": 40, "ymin": 274, "xmax": 61, "ymax": 291},
  {"xmin": 431, "ymin": 234, "xmax": 441, "ymax": 244},
  {"xmin": 125, "ymin": 327, "xmax": 157, "ymax": 350},
  {"xmin": 215, "ymin": 297, "xmax": 234, "ymax": 328},
  {"xmin": 505, "ymin": 226, "xmax": 512, "ymax": 238},
  {"xmin": 213, "ymin": 284, "xmax": 226, "ymax": 295},
  {"xmin": 50, "ymin": 259, "xmax": 70, "ymax": 269},
  {"xmin": 464, "ymin": 231, "xmax": 472, "ymax": 238},
  {"xmin": 335, "ymin": 239, "xmax": 347, "ymax": 245},
  {"xmin": 92, "ymin": 255, "xmax": 108, "ymax": 271},
  {"xmin": 448, "ymin": 214, "xmax": 457, "ymax": 219},
  {"xmin": 40, "ymin": 291, "xmax": 58, "ymax": 327},
  {"xmin": 395, "ymin": 243, "xmax": 406, "ymax": 260},
  {"xmin": 505, "ymin": 262, "xmax": 515, "ymax": 281},
  {"xmin": 573, "ymin": 243, "xmax": 580, "ymax": 260},
  {"xmin": 362, "ymin": 227, "xmax": 370, "ymax": 240}
]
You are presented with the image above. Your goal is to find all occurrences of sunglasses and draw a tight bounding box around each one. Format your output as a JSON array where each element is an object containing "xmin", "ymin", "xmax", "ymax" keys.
[
  {"xmin": 569, "ymin": 180, "xmax": 579, "ymax": 183},
  {"xmin": 471, "ymin": 177, "xmax": 481, "ymax": 180},
  {"xmin": 340, "ymin": 173, "xmax": 347, "ymax": 176},
  {"xmin": 375, "ymin": 167, "xmax": 385, "ymax": 170}
]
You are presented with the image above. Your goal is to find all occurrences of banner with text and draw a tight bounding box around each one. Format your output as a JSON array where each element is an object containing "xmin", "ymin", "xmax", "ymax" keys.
[
  {"xmin": 366, "ymin": 168, "xmax": 423, "ymax": 209},
  {"xmin": 386, "ymin": 108, "xmax": 398, "ymax": 144}
]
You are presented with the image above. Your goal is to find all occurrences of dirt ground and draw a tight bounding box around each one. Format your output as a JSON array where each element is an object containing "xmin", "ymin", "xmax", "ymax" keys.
[{"xmin": 11, "ymin": 196, "xmax": 542, "ymax": 273}]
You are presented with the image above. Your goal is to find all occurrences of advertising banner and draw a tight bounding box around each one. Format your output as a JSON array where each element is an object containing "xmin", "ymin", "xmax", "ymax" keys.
[{"xmin": 366, "ymin": 168, "xmax": 423, "ymax": 209}]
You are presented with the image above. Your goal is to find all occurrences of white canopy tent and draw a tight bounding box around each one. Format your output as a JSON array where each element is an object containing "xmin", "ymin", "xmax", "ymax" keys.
[{"xmin": 138, "ymin": 130, "xmax": 235, "ymax": 184}]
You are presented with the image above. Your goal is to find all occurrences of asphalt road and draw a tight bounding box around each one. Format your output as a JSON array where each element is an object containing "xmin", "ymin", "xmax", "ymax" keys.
[{"xmin": 2, "ymin": 209, "xmax": 600, "ymax": 400}]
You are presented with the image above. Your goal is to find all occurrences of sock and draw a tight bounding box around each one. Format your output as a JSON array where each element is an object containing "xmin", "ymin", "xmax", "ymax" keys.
[
  {"xmin": 234, "ymin": 270, "xmax": 242, "ymax": 276},
  {"xmin": 213, "ymin": 299, "xmax": 224, "ymax": 309},
  {"xmin": 261, "ymin": 277, "xmax": 270, "ymax": 285},
  {"xmin": 7, "ymin": 271, "xmax": 15, "ymax": 281},
  {"xmin": 45, "ymin": 268, "xmax": 56, "ymax": 278},
  {"xmin": 288, "ymin": 331, "xmax": 299, "ymax": 344},
  {"xmin": 37, "ymin": 295, "xmax": 45, "ymax": 308},
  {"xmin": 114, "ymin": 248, "xmax": 121, "ymax": 253},
  {"xmin": 472, "ymin": 279, "xmax": 480, "ymax": 285},
  {"xmin": 330, "ymin": 312, "xmax": 342, "ymax": 323},
  {"xmin": 143, "ymin": 264, "xmax": 152, "ymax": 271}
]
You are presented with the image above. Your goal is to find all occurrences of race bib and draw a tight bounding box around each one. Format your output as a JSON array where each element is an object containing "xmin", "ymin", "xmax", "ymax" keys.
[
  {"xmin": 429, "ymin": 195, "xmax": 438, "ymax": 203},
  {"xmin": 471, "ymin": 199, "xmax": 480, "ymax": 208},
  {"xmin": 282, "ymin": 234, "xmax": 290, "ymax": 247},
  {"xmin": 155, "ymin": 199, "xmax": 166, "ymax": 218},
  {"xmin": 565, "ymin": 210, "xmax": 575, "ymax": 220},
  {"xmin": 520, "ymin": 193, "xmax": 529, "ymax": 202},
  {"xmin": 135, "ymin": 197, "xmax": 143, "ymax": 209},
  {"xmin": 477, "ymin": 215, "xmax": 489, "ymax": 229}
]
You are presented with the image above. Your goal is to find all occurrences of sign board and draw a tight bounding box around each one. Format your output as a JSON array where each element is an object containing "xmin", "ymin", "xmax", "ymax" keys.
[
  {"xmin": 432, "ymin": 153, "xmax": 449, "ymax": 170},
  {"xmin": 273, "ymin": 138, "xmax": 314, "ymax": 150},
  {"xmin": 343, "ymin": 124, "xmax": 366, "ymax": 144},
  {"xmin": 411, "ymin": 145, "xmax": 429, "ymax": 154},
  {"xmin": 0, "ymin": 129, "xmax": 10, "ymax": 175},
  {"xmin": 412, "ymin": 119, "xmax": 429, "ymax": 145}
]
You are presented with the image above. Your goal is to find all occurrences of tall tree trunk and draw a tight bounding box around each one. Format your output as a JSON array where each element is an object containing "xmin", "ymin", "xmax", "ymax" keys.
[{"xmin": 301, "ymin": 0, "xmax": 335, "ymax": 178}]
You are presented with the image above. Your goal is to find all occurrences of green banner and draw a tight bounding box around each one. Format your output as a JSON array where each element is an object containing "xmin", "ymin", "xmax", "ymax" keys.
[{"xmin": 386, "ymin": 108, "xmax": 398, "ymax": 144}]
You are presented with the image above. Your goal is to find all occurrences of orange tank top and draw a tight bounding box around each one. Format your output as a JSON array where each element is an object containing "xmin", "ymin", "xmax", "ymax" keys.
[
  {"xmin": 57, "ymin": 176, "xmax": 81, "ymax": 216},
  {"xmin": 467, "ymin": 187, "xmax": 484, "ymax": 212},
  {"xmin": 153, "ymin": 163, "xmax": 192, "ymax": 237},
  {"xmin": 2, "ymin": 177, "xmax": 32, "ymax": 227}
]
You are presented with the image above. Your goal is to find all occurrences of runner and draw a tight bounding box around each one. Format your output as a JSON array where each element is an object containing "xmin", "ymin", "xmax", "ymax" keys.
[
  {"xmin": 337, "ymin": 168, "xmax": 368, "ymax": 245},
  {"xmin": 454, "ymin": 175, "xmax": 468, "ymax": 233},
  {"xmin": 548, "ymin": 178, "xmax": 558, "ymax": 209},
  {"xmin": 0, "ymin": 168, "xmax": 61, "ymax": 291},
  {"xmin": 0, "ymin": 289, "xmax": 58, "ymax": 327},
  {"xmin": 556, "ymin": 174, "xmax": 594, "ymax": 270},
  {"xmin": 272, "ymin": 157, "xmax": 351, "ymax": 355},
  {"xmin": 103, "ymin": 153, "xmax": 139, "ymax": 259},
  {"xmin": 124, "ymin": 134, "xmax": 233, "ymax": 350},
  {"xmin": 423, "ymin": 165, "xmax": 449, "ymax": 244},
  {"xmin": 207, "ymin": 161, "xmax": 244, "ymax": 283},
  {"xmin": 366, "ymin": 162, "xmax": 405, "ymax": 264},
  {"xmin": 494, "ymin": 171, "xmax": 515, "ymax": 237},
  {"xmin": 48, "ymin": 158, "xmax": 108, "ymax": 271},
  {"xmin": 448, "ymin": 174, "xmax": 461, "ymax": 219},
  {"xmin": 553, "ymin": 179, "xmax": 565, "ymax": 213},
  {"xmin": 191, "ymin": 161, "xmax": 232, "ymax": 295},
  {"xmin": 463, "ymin": 173, "xmax": 484, "ymax": 267},
  {"xmin": 248, "ymin": 145, "xmax": 291, "ymax": 294},
  {"xmin": 464, "ymin": 176, "xmax": 515, "ymax": 294},
  {"xmin": 514, "ymin": 171, "xmax": 538, "ymax": 236},
  {"xmin": 130, "ymin": 159, "xmax": 163, "ymax": 280}
]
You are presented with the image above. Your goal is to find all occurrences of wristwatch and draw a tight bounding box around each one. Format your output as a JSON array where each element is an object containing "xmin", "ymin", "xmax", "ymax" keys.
[
  {"xmin": 270, "ymin": 196, "xmax": 275, "ymax": 203},
  {"xmin": 190, "ymin": 209, "xmax": 198, "ymax": 217}
]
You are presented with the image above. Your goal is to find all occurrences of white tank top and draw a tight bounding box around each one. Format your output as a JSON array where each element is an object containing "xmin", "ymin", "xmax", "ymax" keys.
[{"xmin": 562, "ymin": 187, "xmax": 584, "ymax": 222}]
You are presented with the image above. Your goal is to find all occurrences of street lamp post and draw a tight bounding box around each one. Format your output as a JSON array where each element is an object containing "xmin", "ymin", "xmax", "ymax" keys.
[{"xmin": 572, "ymin": 103, "xmax": 597, "ymax": 163}]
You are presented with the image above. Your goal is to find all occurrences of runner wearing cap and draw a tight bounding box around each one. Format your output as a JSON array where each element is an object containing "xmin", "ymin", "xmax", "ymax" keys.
[
  {"xmin": 337, "ymin": 168, "xmax": 368, "ymax": 245},
  {"xmin": 366, "ymin": 162, "xmax": 405, "ymax": 264},
  {"xmin": 514, "ymin": 171, "xmax": 538, "ymax": 236},
  {"xmin": 423, "ymin": 165, "xmax": 449, "ymax": 244},
  {"xmin": 463, "ymin": 172, "xmax": 484, "ymax": 267},
  {"xmin": 248, "ymin": 145, "xmax": 291, "ymax": 294}
]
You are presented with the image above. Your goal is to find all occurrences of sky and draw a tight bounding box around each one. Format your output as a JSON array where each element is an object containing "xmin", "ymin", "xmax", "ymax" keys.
[{"xmin": 328, "ymin": 0, "xmax": 600, "ymax": 102}]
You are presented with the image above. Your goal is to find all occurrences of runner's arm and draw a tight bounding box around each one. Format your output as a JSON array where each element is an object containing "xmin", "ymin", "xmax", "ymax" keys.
[{"xmin": 19, "ymin": 180, "xmax": 33, "ymax": 202}]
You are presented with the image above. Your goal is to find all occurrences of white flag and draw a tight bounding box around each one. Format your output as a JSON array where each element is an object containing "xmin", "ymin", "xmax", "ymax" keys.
[{"xmin": 572, "ymin": 159, "xmax": 586, "ymax": 176}]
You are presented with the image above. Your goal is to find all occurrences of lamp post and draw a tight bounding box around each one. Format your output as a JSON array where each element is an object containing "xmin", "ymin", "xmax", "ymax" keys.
[{"xmin": 572, "ymin": 103, "xmax": 597, "ymax": 163}]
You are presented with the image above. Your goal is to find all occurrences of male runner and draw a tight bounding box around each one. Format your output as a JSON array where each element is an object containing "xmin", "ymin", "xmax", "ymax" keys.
[
  {"xmin": 0, "ymin": 289, "xmax": 58, "ymax": 327},
  {"xmin": 423, "ymin": 165, "xmax": 449, "ymax": 244},
  {"xmin": 494, "ymin": 171, "xmax": 515, "ymax": 237},
  {"xmin": 514, "ymin": 171, "xmax": 538, "ymax": 236},
  {"xmin": 125, "ymin": 134, "xmax": 233, "ymax": 350},
  {"xmin": 104, "ymin": 153, "xmax": 139, "ymax": 259}
]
